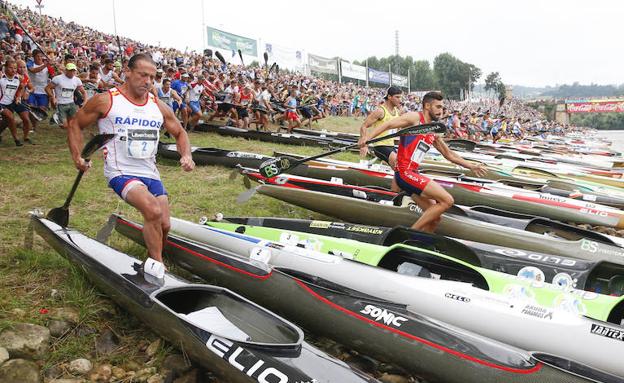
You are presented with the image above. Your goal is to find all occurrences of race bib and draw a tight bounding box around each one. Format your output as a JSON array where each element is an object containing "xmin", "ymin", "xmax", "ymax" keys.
[
  {"xmin": 61, "ymin": 87, "xmax": 74, "ymax": 98},
  {"xmin": 4, "ymin": 84, "xmax": 17, "ymax": 98},
  {"xmin": 410, "ymin": 141, "xmax": 430, "ymax": 165},
  {"xmin": 126, "ymin": 128, "xmax": 158, "ymax": 159}
]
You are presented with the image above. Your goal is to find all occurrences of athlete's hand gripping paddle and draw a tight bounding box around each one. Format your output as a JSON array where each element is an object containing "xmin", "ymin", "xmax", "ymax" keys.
[
  {"xmin": 258, "ymin": 122, "xmax": 447, "ymax": 178},
  {"xmin": 47, "ymin": 134, "xmax": 116, "ymax": 227}
]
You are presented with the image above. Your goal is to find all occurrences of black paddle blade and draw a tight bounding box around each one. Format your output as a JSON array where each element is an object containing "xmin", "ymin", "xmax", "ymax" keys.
[
  {"xmin": 215, "ymin": 50, "xmax": 226, "ymax": 65},
  {"xmin": 276, "ymin": 64, "xmax": 279, "ymax": 76},
  {"xmin": 268, "ymin": 62, "xmax": 277, "ymax": 74},
  {"xmin": 46, "ymin": 134, "xmax": 115, "ymax": 227},
  {"xmin": 258, "ymin": 157, "xmax": 291, "ymax": 178},
  {"xmin": 238, "ymin": 49, "xmax": 244, "ymax": 65},
  {"xmin": 46, "ymin": 206, "xmax": 69, "ymax": 227},
  {"xmin": 204, "ymin": 49, "xmax": 213, "ymax": 58},
  {"xmin": 82, "ymin": 133, "xmax": 115, "ymax": 159},
  {"xmin": 263, "ymin": 52, "xmax": 268, "ymax": 66}
]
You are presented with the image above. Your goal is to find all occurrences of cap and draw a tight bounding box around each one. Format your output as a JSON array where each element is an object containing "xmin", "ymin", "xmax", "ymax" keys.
[
  {"xmin": 384, "ymin": 86, "xmax": 402, "ymax": 100},
  {"xmin": 181, "ymin": 73, "xmax": 190, "ymax": 78},
  {"xmin": 65, "ymin": 63, "xmax": 77, "ymax": 71}
]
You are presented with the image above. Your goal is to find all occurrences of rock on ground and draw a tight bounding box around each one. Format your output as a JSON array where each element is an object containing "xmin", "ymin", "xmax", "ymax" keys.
[
  {"xmin": 0, "ymin": 358, "xmax": 40, "ymax": 383},
  {"xmin": 0, "ymin": 323, "xmax": 51, "ymax": 360}
]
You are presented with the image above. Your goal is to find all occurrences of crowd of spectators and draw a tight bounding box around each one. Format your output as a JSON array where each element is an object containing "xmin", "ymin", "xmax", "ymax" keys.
[{"xmin": 0, "ymin": 0, "xmax": 573, "ymax": 147}]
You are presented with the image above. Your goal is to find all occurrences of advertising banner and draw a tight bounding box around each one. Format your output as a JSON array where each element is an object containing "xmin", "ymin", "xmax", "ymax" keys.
[
  {"xmin": 391, "ymin": 73, "xmax": 408, "ymax": 87},
  {"xmin": 265, "ymin": 42, "xmax": 304, "ymax": 71},
  {"xmin": 308, "ymin": 54, "xmax": 338, "ymax": 74},
  {"xmin": 341, "ymin": 60, "xmax": 367, "ymax": 80},
  {"xmin": 566, "ymin": 100, "xmax": 624, "ymax": 113},
  {"xmin": 368, "ymin": 68, "xmax": 390, "ymax": 85},
  {"xmin": 207, "ymin": 27, "xmax": 257, "ymax": 56}
]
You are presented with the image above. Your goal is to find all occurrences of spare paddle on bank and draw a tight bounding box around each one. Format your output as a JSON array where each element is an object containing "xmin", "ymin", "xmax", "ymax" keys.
[
  {"xmin": 258, "ymin": 122, "xmax": 447, "ymax": 178},
  {"xmin": 47, "ymin": 134, "xmax": 115, "ymax": 227}
]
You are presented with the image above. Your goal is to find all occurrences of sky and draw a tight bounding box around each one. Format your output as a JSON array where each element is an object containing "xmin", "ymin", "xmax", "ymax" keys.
[{"xmin": 10, "ymin": 0, "xmax": 621, "ymax": 87}]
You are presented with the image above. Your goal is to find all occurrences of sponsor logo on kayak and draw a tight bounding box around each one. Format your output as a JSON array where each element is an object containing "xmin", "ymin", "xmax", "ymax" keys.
[
  {"xmin": 493, "ymin": 248, "xmax": 578, "ymax": 267},
  {"xmin": 590, "ymin": 324, "xmax": 624, "ymax": 342},
  {"xmin": 360, "ymin": 305, "xmax": 408, "ymax": 327},
  {"xmin": 537, "ymin": 193, "xmax": 566, "ymax": 203},
  {"xmin": 226, "ymin": 152, "xmax": 264, "ymax": 159},
  {"xmin": 309, "ymin": 221, "xmax": 331, "ymax": 229},
  {"xmin": 206, "ymin": 334, "xmax": 291, "ymax": 382},
  {"xmin": 345, "ymin": 225, "xmax": 384, "ymax": 235},
  {"xmin": 581, "ymin": 239, "xmax": 624, "ymax": 257},
  {"xmin": 580, "ymin": 207, "xmax": 608, "ymax": 217},
  {"xmin": 520, "ymin": 304, "xmax": 553, "ymax": 320},
  {"xmin": 444, "ymin": 292, "xmax": 471, "ymax": 303}
]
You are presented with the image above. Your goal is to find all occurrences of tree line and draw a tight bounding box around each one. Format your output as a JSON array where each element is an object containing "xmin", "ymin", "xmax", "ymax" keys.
[{"xmin": 353, "ymin": 53, "xmax": 505, "ymax": 101}]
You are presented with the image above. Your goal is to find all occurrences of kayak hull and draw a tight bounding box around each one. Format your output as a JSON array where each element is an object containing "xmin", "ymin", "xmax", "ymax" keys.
[
  {"xmin": 32, "ymin": 214, "xmax": 377, "ymax": 383},
  {"xmin": 114, "ymin": 214, "xmax": 617, "ymax": 383}
]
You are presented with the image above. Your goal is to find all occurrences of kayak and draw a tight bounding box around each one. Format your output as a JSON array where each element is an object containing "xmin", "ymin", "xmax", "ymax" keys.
[
  {"xmin": 245, "ymin": 169, "xmax": 624, "ymax": 228},
  {"xmin": 205, "ymin": 220, "xmax": 624, "ymax": 322},
  {"xmin": 31, "ymin": 214, "xmax": 379, "ymax": 383},
  {"xmin": 247, "ymin": 180, "xmax": 624, "ymax": 267},
  {"xmin": 274, "ymin": 150, "xmax": 624, "ymax": 209},
  {"xmin": 158, "ymin": 143, "xmax": 273, "ymax": 168},
  {"xmin": 113, "ymin": 214, "xmax": 620, "ymax": 383},
  {"xmin": 195, "ymin": 124, "xmax": 353, "ymax": 147},
  {"xmin": 215, "ymin": 216, "xmax": 624, "ymax": 296}
]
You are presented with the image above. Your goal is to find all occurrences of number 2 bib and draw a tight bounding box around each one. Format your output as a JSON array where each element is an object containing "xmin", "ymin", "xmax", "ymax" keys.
[{"xmin": 126, "ymin": 128, "xmax": 159, "ymax": 159}]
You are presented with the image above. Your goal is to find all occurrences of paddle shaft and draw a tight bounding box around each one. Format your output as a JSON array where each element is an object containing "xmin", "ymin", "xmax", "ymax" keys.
[
  {"xmin": 61, "ymin": 170, "xmax": 86, "ymax": 209},
  {"xmin": 283, "ymin": 123, "xmax": 445, "ymax": 172}
]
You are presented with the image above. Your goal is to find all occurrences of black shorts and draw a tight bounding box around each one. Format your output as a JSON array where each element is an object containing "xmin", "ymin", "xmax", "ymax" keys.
[
  {"xmin": 218, "ymin": 103, "xmax": 233, "ymax": 113},
  {"xmin": 300, "ymin": 107, "xmax": 313, "ymax": 119},
  {"xmin": 237, "ymin": 107, "xmax": 249, "ymax": 118},
  {"xmin": 372, "ymin": 145, "xmax": 396, "ymax": 164},
  {"xmin": 2, "ymin": 102, "xmax": 28, "ymax": 114}
]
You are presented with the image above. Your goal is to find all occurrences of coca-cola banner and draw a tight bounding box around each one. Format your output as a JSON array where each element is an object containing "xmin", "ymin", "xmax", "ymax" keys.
[{"xmin": 566, "ymin": 99, "xmax": 624, "ymax": 113}]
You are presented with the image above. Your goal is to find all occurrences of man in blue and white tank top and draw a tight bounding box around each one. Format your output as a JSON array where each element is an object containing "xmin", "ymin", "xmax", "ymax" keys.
[{"xmin": 67, "ymin": 53, "xmax": 195, "ymax": 264}]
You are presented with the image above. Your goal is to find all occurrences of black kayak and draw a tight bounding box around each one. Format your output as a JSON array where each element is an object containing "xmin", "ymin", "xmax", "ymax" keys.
[
  {"xmin": 220, "ymin": 216, "xmax": 624, "ymax": 297},
  {"xmin": 31, "ymin": 213, "xmax": 379, "ymax": 383},
  {"xmin": 194, "ymin": 124, "xmax": 354, "ymax": 147},
  {"xmin": 158, "ymin": 143, "xmax": 273, "ymax": 168},
  {"xmin": 113, "ymin": 214, "xmax": 616, "ymax": 383}
]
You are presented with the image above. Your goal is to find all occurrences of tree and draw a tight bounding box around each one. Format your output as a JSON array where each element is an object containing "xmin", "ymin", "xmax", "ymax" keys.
[
  {"xmin": 411, "ymin": 60, "xmax": 435, "ymax": 90},
  {"xmin": 484, "ymin": 72, "xmax": 501, "ymax": 94}
]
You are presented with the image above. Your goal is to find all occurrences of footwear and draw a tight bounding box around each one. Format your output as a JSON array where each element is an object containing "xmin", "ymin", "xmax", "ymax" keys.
[
  {"xmin": 52, "ymin": 112, "xmax": 61, "ymax": 125},
  {"xmin": 15, "ymin": 139, "xmax": 23, "ymax": 146}
]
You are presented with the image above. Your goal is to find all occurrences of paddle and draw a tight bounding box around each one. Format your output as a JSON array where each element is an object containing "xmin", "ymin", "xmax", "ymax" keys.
[
  {"xmin": 263, "ymin": 52, "xmax": 269, "ymax": 77},
  {"xmin": 258, "ymin": 122, "xmax": 447, "ymax": 178},
  {"xmin": 238, "ymin": 49, "xmax": 244, "ymax": 67},
  {"xmin": 47, "ymin": 134, "xmax": 116, "ymax": 227},
  {"xmin": 215, "ymin": 50, "xmax": 226, "ymax": 66}
]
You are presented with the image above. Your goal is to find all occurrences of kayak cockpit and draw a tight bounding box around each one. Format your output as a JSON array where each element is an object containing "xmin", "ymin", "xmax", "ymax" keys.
[
  {"xmin": 154, "ymin": 287, "xmax": 303, "ymax": 347},
  {"xmin": 377, "ymin": 247, "xmax": 489, "ymax": 290}
]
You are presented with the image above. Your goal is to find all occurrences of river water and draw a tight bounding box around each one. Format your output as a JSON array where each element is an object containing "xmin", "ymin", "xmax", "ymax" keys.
[{"xmin": 596, "ymin": 130, "xmax": 624, "ymax": 153}]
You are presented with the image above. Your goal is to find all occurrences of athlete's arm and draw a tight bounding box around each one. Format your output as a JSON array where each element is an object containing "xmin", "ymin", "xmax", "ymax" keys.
[
  {"xmin": 172, "ymin": 89, "xmax": 182, "ymax": 104},
  {"xmin": 433, "ymin": 136, "xmax": 487, "ymax": 177},
  {"xmin": 77, "ymin": 85, "xmax": 87, "ymax": 103},
  {"xmin": 363, "ymin": 112, "xmax": 419, "ymax": 144},
  {"xmin": 67, "ymin": 92, "xmax": 111, "ymax": 172},
  {"xmin": 357, "ymin": 108, "xmax": 384, "ymax": 157},
  {"xmin": 157, "ymin": 100, "xmax": 194, "ymax": 172}
]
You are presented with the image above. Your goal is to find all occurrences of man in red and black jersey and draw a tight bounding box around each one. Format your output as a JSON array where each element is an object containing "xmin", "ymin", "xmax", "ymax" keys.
[{"xmin": 361, "ymin": 91, "xmax": 487, "ymax": 233}]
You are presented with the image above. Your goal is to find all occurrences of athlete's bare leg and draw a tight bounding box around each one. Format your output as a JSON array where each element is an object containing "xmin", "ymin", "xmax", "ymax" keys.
[
  {"xmin": 410, "ymin": 180, "xmax": 454, "ymax": 233},
  {"xmin": 125, "ymin": 186, "xmax": 169, "ymax": 263}
]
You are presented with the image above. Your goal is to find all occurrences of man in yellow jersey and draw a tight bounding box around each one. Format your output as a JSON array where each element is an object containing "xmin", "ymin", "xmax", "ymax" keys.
[{"xmin": 358, "ymin": 86, "xmax": 402, "ymax": 168}]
